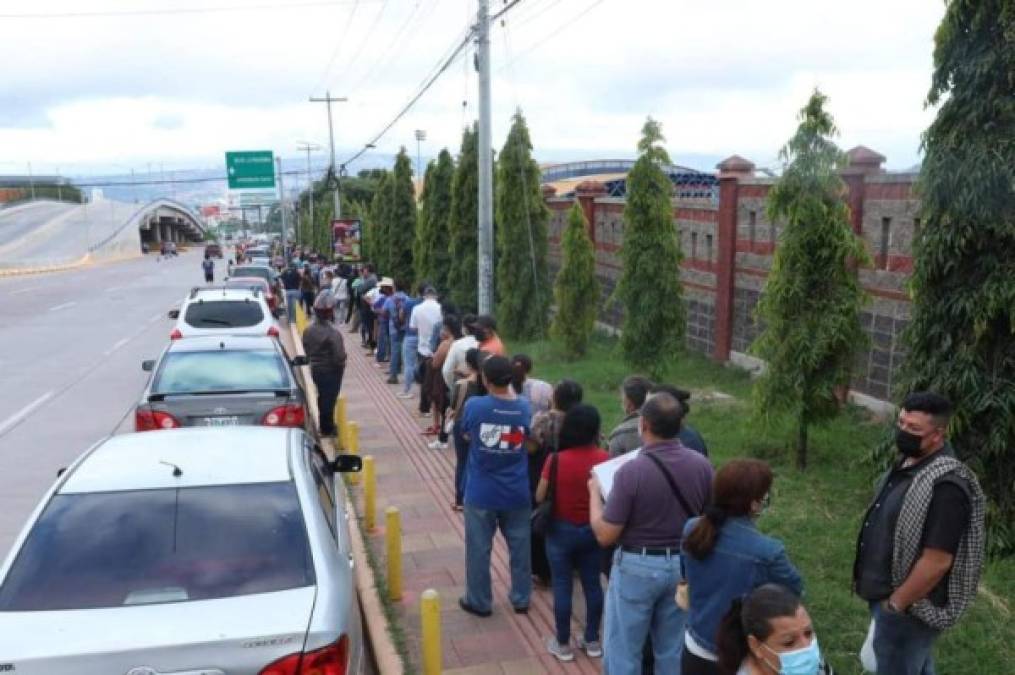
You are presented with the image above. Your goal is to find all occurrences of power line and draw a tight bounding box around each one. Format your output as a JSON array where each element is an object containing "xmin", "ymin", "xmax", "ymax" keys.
[
  {"xmin": 326, "ymin": 0, "xmax": 390, "ymax": 92},
  {"xmin": 0, "ymin": 0, "xmax": 374, "ymax": 20},
  {"xmin": 497, "ymin": 0, "xmax": 608, "ymax": 72},
  {"xmin": 345, "ymin": 0, "xmax": 426, "ymax": 96},
  {"xmin": 312, "ymin": 0, "xmax": 362, "ymax": 94},
  {"xmin": 71, "ymin": 170, "xmax": 311, "ymax": 188}
]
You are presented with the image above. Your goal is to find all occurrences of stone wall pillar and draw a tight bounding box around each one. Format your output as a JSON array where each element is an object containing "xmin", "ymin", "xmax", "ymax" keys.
[
  {"xmin": 712, "ymin": 155, "xmax": 753, "ymax": 362},
  {"xmin": 842, "ymin": 145, "xmax": 886, "ymax": 235},
  {"xmin": 575, "ymin": 180, "xmax": 607, "ymax": 244}
]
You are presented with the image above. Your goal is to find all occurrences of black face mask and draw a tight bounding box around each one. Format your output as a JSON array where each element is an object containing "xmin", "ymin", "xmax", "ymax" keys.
[{"xmin": 895, "ymin": 428, "xmax": 924, "ymax": 457}]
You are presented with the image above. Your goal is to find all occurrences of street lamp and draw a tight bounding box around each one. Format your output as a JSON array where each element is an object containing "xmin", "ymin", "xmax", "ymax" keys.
[{"xmin": 414, "ymin": 130, "xmax": 426, "ymax": 180}]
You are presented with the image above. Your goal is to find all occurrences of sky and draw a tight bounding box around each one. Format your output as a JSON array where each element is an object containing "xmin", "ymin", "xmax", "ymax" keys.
[{"xmin": 0, "ymin": 0, "xmax": 945, "ymax": 180}]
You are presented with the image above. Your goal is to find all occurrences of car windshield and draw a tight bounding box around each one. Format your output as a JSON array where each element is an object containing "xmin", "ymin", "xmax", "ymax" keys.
[
  {"xmin": 153, "ymin": 349, "xmax": 288, "ymax": 394},
  {"xmin": 184, "ymin": 300, "xmax": 264, "ymax": 328},
  {"xmin": 0, "ymin": 483, "xmax": 314, "ymax": 611},
  {"xmin": 233, "ymin": 267, "xmax": 271, "ymax": 282}
]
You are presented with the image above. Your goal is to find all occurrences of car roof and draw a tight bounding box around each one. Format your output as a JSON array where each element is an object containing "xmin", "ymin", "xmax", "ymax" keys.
[
  {"xmin": 60, "ymin": 427, "xmax": 297, "ymax": 494},
  {"xmin": 166, "ymin": 334, "xmax": 279, "ymax": 352},
  {"xmin": 186, "ymin": 288, "xmax": 264, "ymax": 302}
]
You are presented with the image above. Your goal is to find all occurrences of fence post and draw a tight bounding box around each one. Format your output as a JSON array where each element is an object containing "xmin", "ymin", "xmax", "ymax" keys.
[
  {"xmin": 420, "ymin": 589, "xmax": 442, "ymax": 675},
  {"xmin": 364, "ymin": 455, "xmax": 376, "ymax": 531},
  {"xmin": 386, "ymin": 506, "xmax": 402, "ymax": 601}
]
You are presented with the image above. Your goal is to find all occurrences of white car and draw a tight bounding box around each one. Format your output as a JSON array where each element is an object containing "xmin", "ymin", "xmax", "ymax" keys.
[
  {"xmin": 0, "ymin": 427, "xmax": 364, "ymax": 674},
  {"xmin": 168, "ymin": 286, "xmax": 280, "ymax": 340}
]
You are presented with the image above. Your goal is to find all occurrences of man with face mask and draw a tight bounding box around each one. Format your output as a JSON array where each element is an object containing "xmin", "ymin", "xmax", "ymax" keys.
[
  {"xmin": 302, "ymin": 293, "xmax": 347, "ymax": 438},
  {"xmin": 852, "ymin": 391, "xmax": 986, "ymax": 675}
]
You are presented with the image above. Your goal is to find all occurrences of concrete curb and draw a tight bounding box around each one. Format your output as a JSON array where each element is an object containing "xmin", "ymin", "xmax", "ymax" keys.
[
  {"xmin": 0, "ymin": 256, "xmax": 90, "ymax": 277},
  {"xmin": 288, "ymin": 322, "xmax": 406, "ymax": 675}
]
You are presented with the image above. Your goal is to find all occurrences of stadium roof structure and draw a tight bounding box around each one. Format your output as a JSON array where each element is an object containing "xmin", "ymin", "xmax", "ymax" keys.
[{"xmin": 540, "ymin": 159, "xmax": 718, "ymax": 200}]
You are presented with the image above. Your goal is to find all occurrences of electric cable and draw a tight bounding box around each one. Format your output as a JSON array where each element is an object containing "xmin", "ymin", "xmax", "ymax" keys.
[{"xmin": 0, "ymin": 0, "xmax": 372, "ymax": 20}]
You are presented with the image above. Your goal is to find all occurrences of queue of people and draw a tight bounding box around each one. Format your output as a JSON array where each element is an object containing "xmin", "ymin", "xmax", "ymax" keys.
[{"xmin": 291, "ymin": 253, "xmax": 986, "ymax": 675}]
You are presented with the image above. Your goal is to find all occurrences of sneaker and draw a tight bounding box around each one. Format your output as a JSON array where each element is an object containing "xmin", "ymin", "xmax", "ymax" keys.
[
  {"xmin": 546, "ymin": 638, "xmax": 574, "ymax": 662},
  {"xmin": 396, "ymin": 392, "xmax": 414, "ymax": 399},
  {"xmin": 427, "ymin": 440, "xmax": 447, "ymax": 450},
  {"xmin": 576, "ymin": 637, "xmax": 602, "ymax": 658},
  {"xmin": 386, "ymin": 376, "xmax": 399, "ymax": 385}
]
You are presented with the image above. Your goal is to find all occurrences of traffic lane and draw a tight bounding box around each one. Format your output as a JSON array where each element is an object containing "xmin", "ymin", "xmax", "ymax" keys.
[
  {"xmin": 0, "ymin": 253, "xmax": 199, "ymax": 431},
  {"xmin": 0, "ymin": 201, "xmax": 75, "ymax": 247}
]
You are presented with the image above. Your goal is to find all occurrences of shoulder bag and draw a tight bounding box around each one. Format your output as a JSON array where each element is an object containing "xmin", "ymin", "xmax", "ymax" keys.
[{"xmin": 644, "ymin": 451, "xmax": 701, "ymax": 611}]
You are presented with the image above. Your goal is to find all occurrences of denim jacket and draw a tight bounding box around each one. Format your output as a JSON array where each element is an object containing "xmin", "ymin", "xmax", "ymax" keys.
[{"xmin": 681, "ymin": 516, "xmax": 803, "ymax": 654}]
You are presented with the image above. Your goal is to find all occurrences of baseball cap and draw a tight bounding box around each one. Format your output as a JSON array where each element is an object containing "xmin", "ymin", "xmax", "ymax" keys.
[
  {"xmin": 313, "ymin": 293, "xmax": 336, "ymax": 311},
  {"xmin": 482, "ymin": 355, "xmax": 513, "ymax": 387}
]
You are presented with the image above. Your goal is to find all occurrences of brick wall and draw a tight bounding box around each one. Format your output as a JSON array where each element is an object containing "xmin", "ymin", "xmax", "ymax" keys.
[{"xmin": 544, "ymin": 148, "xmax": 920, "ymax": 405}]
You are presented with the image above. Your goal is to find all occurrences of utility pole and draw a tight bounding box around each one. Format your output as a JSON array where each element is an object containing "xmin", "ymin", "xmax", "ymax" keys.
[
  {"xmin": 297, "ymin": 142, "xmax": 320, "ymax": 248},
  {"xmin": 276, "ymin": 156, "xmax": 288, "ymax": 250},
  {"xmin": 309, "ymin": 91, "xmax": 347, "ymax": 219},
  {"xmin": 476, "ymin": 0, "xmax": 494, "ymax": 314},
  {"xmin": 56, "ymin": 166, "xmax": 62, "ymax": 201},
  {"xmin": 414, "ymin": 129, "xmax": 427, "ymax": 181}
]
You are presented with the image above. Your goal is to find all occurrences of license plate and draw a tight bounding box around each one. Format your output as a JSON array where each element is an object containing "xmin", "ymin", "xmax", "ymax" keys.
[{"xmin": 202, "ymin": 416, "xmax": 239, "ymax": 426}]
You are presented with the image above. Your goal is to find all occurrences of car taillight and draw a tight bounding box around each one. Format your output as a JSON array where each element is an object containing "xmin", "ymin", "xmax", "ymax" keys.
[
  {"xmin": 268, "ymin": 325, "xmax": 280, "ymax": 337},
  {"xmin": 262, "ymin": 404, "xmax": 305, "ymax": 427},
  {"xmin": 259, "ymin": 635, "xmax": 349, "ymax": 675},
  {"xmin": 135, "ymin": 409, "xmax": 182, "ymax": 432},
  {"xmin": 170, "ymin": 328, "xmax": 183, "ymax": 340}
]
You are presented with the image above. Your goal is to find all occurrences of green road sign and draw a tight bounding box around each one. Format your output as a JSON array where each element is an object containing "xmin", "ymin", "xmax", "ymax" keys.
[{"xmin": 225, "ymin": 150, "xmax": 275, "ymax": 189}]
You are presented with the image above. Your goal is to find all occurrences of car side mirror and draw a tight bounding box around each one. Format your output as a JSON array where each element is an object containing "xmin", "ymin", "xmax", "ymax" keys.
[
  {"xmin": 167, "ymin": 309, "xmax": 180, "ymax": 319},
  {"xmin": 331, "ymin": 454, "xmax": 362, "ymax": 473},
  {"xmin": 141, "ymin": 359, "xmax": 156, "ymax": 372},
  {"xmin": 56, "ymin": 467, "xmax": 67, "ymax": 477},
  {"xmin": 291, "ymin": 355, "xmax": 308, "ymax": 367}
]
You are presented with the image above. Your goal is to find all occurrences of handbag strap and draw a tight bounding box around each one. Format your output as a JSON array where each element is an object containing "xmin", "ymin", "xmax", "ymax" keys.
[
  {"xmin": 644, "ymin": 451, "xmax": 700, "ymax": 517},
  {"xmin": 546, "ymin": 451, "xmax": 559, "ymax": 503}
]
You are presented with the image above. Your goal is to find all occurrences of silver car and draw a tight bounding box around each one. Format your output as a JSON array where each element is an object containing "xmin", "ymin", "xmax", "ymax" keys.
[
  {"xmin": 137, "ymin": 335, "xmax": 309, "ymax": 432},
  {"xmin": 0, "ymin": 427, "xmax": 364, "ymax": 674}
]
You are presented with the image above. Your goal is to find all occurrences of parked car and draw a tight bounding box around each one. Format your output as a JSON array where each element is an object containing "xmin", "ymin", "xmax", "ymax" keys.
[
  {"xmin": 0, "ymin": 427, "xmax": 364, "ymax": 674},
  {"xmin": 167, "ymin": 286, "xmax": 280, "ymax": 340},
  {"xmin": 229, "ymin": 264, "xmax": 283, "ymax": 301},
  {"xmin": 204, "ymin": 243, "xmax": 223, "ymax": 258},
  {"xmin": 136, "ymin": 335, "xmax": 308, "ymax": 431},
  {"xmin": 225, "ymin": 276, "xmax": 281, "ymax": 315}
]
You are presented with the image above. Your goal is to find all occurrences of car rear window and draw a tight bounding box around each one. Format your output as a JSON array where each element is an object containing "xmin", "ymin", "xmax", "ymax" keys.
[
  {"xmin": 233, "ymin": 267, "xmax": 272, "ymax": 282},
  {"xmin": 153, "ymin": 350, "xmax": 288, "ymax": 394},
  {"xmin": 0, "ymin": 483, "xmax": 314, "ymax": 611},
  {"xmin": 225, "ymin": 278, "xmax": 269, "ymax": 293},
  {"xmin": 184, "ymin": 300, "xmax": 264, "ymax": 328}
]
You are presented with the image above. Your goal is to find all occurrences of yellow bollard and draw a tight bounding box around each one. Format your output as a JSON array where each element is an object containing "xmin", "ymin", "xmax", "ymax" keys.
[
  {"xmin": 295, "ymin": 303, "xmax": 307, "ymax": 335},
  {"xmin": 363, "ymin": 455, "xmax": 376, "ymax": 531},
  {"xmin": 386, "ymin": 506, "xmax": 402, "ymax": 601},
  {"xmin": 347, "ymin": 421, "xmax": 360, "ymax": 486},
  {"xmin": 420, "ymin": 589, "xmax": 442, "ymax": 675},
  {"xmin": 335, "ymin": 395, "xmax": 348, "ymax": 450}
]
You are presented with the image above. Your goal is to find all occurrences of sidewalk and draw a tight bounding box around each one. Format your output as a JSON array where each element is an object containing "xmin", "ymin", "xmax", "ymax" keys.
[{"xmin": 338, "ymin": 332, "xmax": 601, "ymax": 674}]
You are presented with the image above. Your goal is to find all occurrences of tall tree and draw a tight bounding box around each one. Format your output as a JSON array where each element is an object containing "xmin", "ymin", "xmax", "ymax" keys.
[
  {"xmin": 752, "ymin": 91, "xmax": 869, "ymax": 470},
  {"xmin": 897, "ymin": 1, "xmax": 1015, "ymax": 551},
  {"xmin": 448, "ymin": 125, "xmax": 479, "ymax": 312},
  {"xmin": 613, "ymin": 117, "xmax": 684, "ymax": 379},
  {"xmin": 413, "ymin": 159, "xmax": 436, "ymax": 283},
  {"xmin": 495, "ymin": 110, "xmax": 551, "ymax": 339},
  {"xmin": 388, "ymin": 148, "xmax": 417, "ymax": 284},
  {"xmin": 423, "ymin": 149, "xmax": 455, "ymax": 292},
  {"xmin": 553, "ymin": 202, "xmax": 600, "ymax": 357},
  {"xmin": 368, "ymin": 172, "xmax": 391, "ymax": 271}
]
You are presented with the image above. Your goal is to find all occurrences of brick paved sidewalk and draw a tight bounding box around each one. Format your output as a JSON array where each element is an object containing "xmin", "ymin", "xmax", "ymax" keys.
[{"xmin": 339, "ymin": 333, "xmax": 601, "ymax": 674}]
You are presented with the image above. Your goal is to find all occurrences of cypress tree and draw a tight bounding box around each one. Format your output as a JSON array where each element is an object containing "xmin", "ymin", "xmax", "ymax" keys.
[
  {"xmin": 369, "ymin": 172, "xmax": 391, "ymax": 272},
  {"xmin": 448, "ymin": 125, "xmax": 479, "ymax": 312},
  {"xmin": 424, "ymin": 149, "xmax": 455, "ymax": 292},
  {"xmin": 495, "ymin": 110, "xmax": 550, "ymax": 339},
  {"xmin": 388, "ymin": 148, "xmax": 417, "ymax": 284},
  {"xmin": 614, "ymin": 117, "xmax": 684, "ymax": 379},
  {"xmin": 752, "ymin": 91, "xmax": 869, "ymax": 470},
  {"xmin": 897, "ymin": 0, "xmax": 1015, "ymax": 551},
  {"xmin": 553, "ymin": 202, "xmax": 600, "ymax": 357},
  {"xmin": 413, "ymin": 160, "xmax": 436, "ymax": 284}
]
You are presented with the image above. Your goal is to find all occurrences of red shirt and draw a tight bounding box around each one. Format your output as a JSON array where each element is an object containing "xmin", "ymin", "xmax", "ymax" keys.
[{"xmin": 541, "ymin": 445, "xmax": 610, "ymax": 526}]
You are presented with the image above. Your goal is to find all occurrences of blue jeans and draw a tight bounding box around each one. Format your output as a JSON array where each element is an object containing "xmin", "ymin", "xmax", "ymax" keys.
[
  {"xmin": 603, "ymin": 549, "xmax": 685, "ymax": 675},
  {"xmin": 376, "ymin": 322, "xmax": 389, "ymax": 362},
  {"xmin": 871, "ymin": 602, "xmax": 940, "ymax": 675},
  {"xmin": 453, "ymin": 421, "xmax": 468, "ymax": 506},
  {"xmin": 463, "ymin": 505, "xmax": 532, "ymax": 614},
  {"xmin": 402, "ymin": 335, "xmax": 419, "ymax": 393},
  {"xmin": 285, "ymin": 290, "xmax": 301, "ymax": 323},
  {"xmin": 546, "ymin": 520, "xmax": 603, "ymax": 645},
  {"xmin": 389, "ymin": 332, "xmax": 404, "ymax": 378}
]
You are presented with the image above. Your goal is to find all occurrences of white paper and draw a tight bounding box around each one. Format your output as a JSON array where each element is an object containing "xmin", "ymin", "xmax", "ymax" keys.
[{"xmin": 592, "ymin": 448, "xmax": 640, "ymax": 501}]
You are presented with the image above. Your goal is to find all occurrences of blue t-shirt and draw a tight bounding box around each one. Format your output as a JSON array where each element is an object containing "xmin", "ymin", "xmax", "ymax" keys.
[
  {"xmin": 462, "ymin": 394, "xmax": 532, "ymax": 510},
  {"xmin": 402, "ymin": 296, "xmax": 422, "ymax": 336},
  {"xmin": 383, "ymin": 292, "xmax": 408, "ymax": 336}
]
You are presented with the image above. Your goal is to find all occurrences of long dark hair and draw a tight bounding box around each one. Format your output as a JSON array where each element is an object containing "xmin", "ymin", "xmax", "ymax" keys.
[
  {"xmin": 558, "ymin": 404, "xmax": 601, "ymax": 450},
  {"xmin": 552, "ymin": 379, "xmax": 583, "ymax": 412},
  {"xmin": 716, "ymin": 584, "xmax": 802, "ymax": 675},
  {"xmin": 684, "ymin": 459, "xmax": 773, "ymax": 559},
  {"xmin": 510, "ymin": 353, "xmax": 533, "ymax": 394}
]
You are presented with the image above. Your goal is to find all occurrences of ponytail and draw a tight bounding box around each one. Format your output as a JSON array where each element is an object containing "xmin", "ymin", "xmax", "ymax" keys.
[
  {"xmin": 683, "ymin": 505, "xmax": 728, "ymax": 559},
  {"xmin": 716, "ymin": 598, "xmax": 749, "ymax": 675}
]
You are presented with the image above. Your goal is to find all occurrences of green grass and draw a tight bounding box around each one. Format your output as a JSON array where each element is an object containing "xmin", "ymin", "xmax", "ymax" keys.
[{"xmin": 510, "ymin": 334, "xmax": 1013, "ymax": 674}]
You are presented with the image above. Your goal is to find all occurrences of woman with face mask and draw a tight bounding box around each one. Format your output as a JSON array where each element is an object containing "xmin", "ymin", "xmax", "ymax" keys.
[
  {"xmin": 680, "ymin": 460, "xmax": 803, "ymax": 674},
  {"xmin": 715, "ymin": 584, "xmax": 833, "ymax": 675}
]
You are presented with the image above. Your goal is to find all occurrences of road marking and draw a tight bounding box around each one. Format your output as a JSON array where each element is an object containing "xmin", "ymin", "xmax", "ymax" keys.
[
  {"xmin": 149, "ymin": 313, "xmax": 161, "ymax": 323},
  {"xmin": 0, "ymin": 391, "xmax": 54, "ymax": 438},
  {"xmin": 103, "ymin": 337, "xmax": 130, "ymax": 357},
  {"xmin": 49, "ymin": 301, "xmax": 76, "ymax": 311},
  {"xmin": 105, "ymin": 285, "xmax": 124, "ymax": 293},
  {"xmin": 10, "ymin": 286, "xmax": 40, "ymax": 295}
]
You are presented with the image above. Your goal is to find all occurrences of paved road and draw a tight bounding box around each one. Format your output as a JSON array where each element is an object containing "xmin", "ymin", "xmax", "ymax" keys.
[
  {"xmin": 0, "ymin": 251, "xmax": 216, "ymax": 556},
  {"xmin": 0, "ymin": 200, "xmax": 76, "ymax": 248}
]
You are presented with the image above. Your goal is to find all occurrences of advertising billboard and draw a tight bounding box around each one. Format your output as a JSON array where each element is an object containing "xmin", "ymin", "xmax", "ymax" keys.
[{"xmin": 332, "ymin": 219, "xmax": 362, "ymax": 261}]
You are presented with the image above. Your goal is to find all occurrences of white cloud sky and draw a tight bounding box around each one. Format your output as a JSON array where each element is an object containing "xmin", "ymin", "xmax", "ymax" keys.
[{"xmin": 0, "ymin": 0, "xmax": 944, "ymax": 176}]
